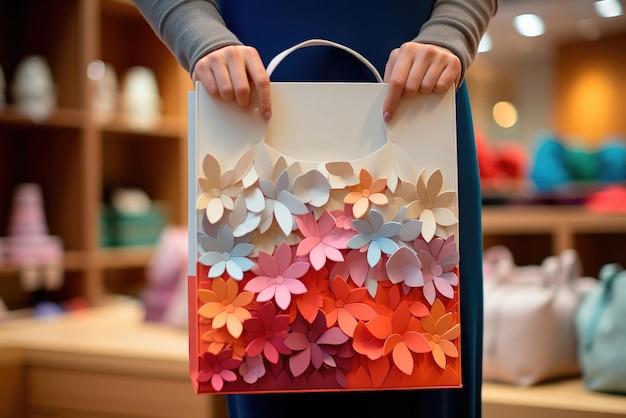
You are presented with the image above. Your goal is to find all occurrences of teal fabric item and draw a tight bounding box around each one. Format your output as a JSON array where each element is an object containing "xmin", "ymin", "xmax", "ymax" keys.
[
  {"xmin": 597, "ymin": 139, "xmax": 626, "ymax": 183},
  {"xmin": 530, "ymin": 131, "xmax": 571, "ymax": 191},
  {"xmin": 576, "ymin": 264, "xmax": 626, "ymax": 394}
]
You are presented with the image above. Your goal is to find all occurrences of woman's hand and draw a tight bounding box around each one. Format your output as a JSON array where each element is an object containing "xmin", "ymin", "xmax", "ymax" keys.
[
  {"xmin": 193, "ymin": 45, "xmax": 272, "ymax": 121},
  {"xmin": 383, "ymin": 42, "xmax": 461, "ymax": 121}
]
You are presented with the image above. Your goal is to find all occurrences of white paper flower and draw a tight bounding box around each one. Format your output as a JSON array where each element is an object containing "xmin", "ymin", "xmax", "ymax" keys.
[
  {"xmin": 196, "ymin": 149, "xmax": 255, "ymax": 224},
  {"xmin": 198, "ymin": 224, "xmax": 255, "ymax": 280},
  {"xmin": 347, "ymin": 208, "xmax": 401, "ymax": 267},
  {"xmin": 404, "ymin": 169, "xmax": 458, "ymax": 242}
]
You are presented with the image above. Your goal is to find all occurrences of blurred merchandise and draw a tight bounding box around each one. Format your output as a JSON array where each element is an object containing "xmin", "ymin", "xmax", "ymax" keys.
[
  {"xmin": 482, "ymin": 245, "xmax": 596, "ymax": 386},
  {"xmin": 529, "ymin": 131, "xmax": 572, "ymax": 192},
  {"xmin": 4, "ymin": 183, "xmax": 64, "ymax": 292},
  {"xmin": 597, "ymin": 138, "xmax": 626, "ymax": 183},
  {"xmin": 141, "ymin": 226, "xmax": 188, "ymax": 328},
  {"xmin": 121, "ymin": 66, "xmax": 161, "ymax": 129},
  {"xmin": 11, "ymin": 55, "xmax": 57, "ymax": 122},
  {"xmin": 100, "ymin": 188, "xmax": 167, "ymax": 247},
  {"xmin": 576, "ymin": 264, "xmax": 626, "ymax": 394},
  {"xmin": 586, "ymin": 185, "xmax": 626, "ymax": 213},
  {"xmin": 87, "ymin": 60, "xmax": 119, "ymax": 124}
]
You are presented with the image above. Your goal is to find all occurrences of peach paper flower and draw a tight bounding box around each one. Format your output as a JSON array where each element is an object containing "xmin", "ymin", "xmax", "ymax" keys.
[
  {"xmin": 344, "ymin": 169, "xmax": 389, "ymax": 218},
  {"xmin": 422, "ymin": 299, "xmax": 460, "ymax": 369},
  {"xmin": 198, "ymin": 277, "xmax": 254, "ymax": 339}
]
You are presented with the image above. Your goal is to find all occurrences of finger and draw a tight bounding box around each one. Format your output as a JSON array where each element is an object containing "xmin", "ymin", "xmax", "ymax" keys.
[
  {"xmin": 382, "ymin": 52, "xmax": 413, "ymax": 121},
  {"xmin": 245, "ymin": 51, "xmax": 272, "ymax": 121},
  {"xmin": 193, "ymin": 58, "xmax": 221, "ymax": 98},
  {"xmin": 224, "ymin": 49, "xmax": 252, "ymax": 108}
]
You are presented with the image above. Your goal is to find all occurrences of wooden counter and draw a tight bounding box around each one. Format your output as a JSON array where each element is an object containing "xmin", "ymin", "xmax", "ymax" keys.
[
  {"xmin": 2, "ymin": 298, "xmax": 626, "ymax": 418},
  {"xmin": 0, "ymin": 298, "xmax": 226, "ymax": 418}
]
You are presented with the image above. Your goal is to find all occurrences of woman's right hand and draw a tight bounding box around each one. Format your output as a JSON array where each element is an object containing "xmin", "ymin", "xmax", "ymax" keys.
[{"xmin": 192, "ymin": 45, "xmax": 272, "ymax": 121}]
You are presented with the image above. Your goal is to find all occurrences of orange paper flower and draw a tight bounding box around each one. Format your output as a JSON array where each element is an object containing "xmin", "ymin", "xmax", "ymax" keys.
[
  {"xmin": 421, "ymin": 299, "xmax": 460, "ymax": 369},
  {"xmin": 198, "ymin": 277, "xmax": 254, "ymax": 339},
  {"xmin": 344, "ymin": 169, "xmax": 389, "ymax": 218}
]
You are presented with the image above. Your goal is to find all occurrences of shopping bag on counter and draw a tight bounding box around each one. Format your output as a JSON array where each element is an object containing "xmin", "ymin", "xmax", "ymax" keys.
[
  {"xmin": 187, "ymin": 39, "xmax": 461, "ymax": 394},
  {"xmin": 482, "ymin": 246, "xmax": 596, "ymax": 386},
  {"xmin": 576, "ymin": 264, "xmax": 626, "ymax": 394}
]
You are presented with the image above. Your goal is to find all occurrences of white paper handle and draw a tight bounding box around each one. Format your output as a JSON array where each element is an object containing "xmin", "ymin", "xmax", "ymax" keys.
[{"xmin": 266, "ymin": 39, "xmax": 384, "ymax": 83}]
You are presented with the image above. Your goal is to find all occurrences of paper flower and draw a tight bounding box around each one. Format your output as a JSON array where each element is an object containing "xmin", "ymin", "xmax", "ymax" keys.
[
  {"xmin": 196, "ymin": 150, "xmax": 254, "ymax": 224},
  {"xmin": 197, "ymin": 349, "xmax": 242, "ymax": 392},
  {"xmin": 244, "ymin": 243, "xmax": 310, "ymax": 310},
  {"xmin": 239, "ymin": 355, "xmax": 267, "ymax": 384},
  {"xmin": 292, "ymin": 169, "xmax": 332, "ymax": 208},
  {"xmin": 422, "ymin": 299, "xmax": 460, "ymax": 369},
  {"xmin": 385, "ymin": 246, "xmax": 424, "ymax": 289},
  {"xmin": 414, "ymin": 235, "xmax": 459, "ymax": 305},
  {"xmin": 243, "ymin": 302, "xmax": 292, "ymax": 364},
  {"xmin": 325, "ymin": 161, "xmax": 360, "ymax": 189},
  {"xmin": 198, "ymin": 225, "xmax": 255, "ymax": 280},
  {"xmin": 331, "ymin": 249, "xmax": 388, "ymax": 297},
  {"xmin": 290, "ymin": 266, "xmax": 329, "ymax": 324},
  {"xmin": 258, "ymin": 168, "xmax": 308, "ymax": 235},
  {"xmin": 283, "ymin": 312, "xmax": 350, "ymax": 377},
  {"xmin": 347, "ymin": 208, "xmax": 401, "ymax": 267},
  {"xmin": 344, "ymin": 169, "xmax": 389, "ymax": 218},
  {"xmin": 322, "ymin": 275, "xmax": 378, "ymax": 337},
  {"xmin": 405, "ymin": 169, "xmax": 458, "ymax": 242},
  {"xmin": 227, "ymin": 194, "xmax": 262, "ymax": 238},
  {"xmin": 202, "ymin": 327, "xmax": 247, "ymax": 359},
  {"xmin": 198, "ymin": 277, "xmax": 254, "ymax": 339},
  {"xmin": 249, "ymin": 220, "xmax": 302, "ymax": 257},
  {"xmin": 352, "ymin": 301, "xmax": 431, "ymax": 375},
  {"xmin": 295, "ymin": 211, "xmax": 353, "ymax": 271},
  {"xmin": 330, "ymin": 207, "xmax": 356, "ymax": 231}
]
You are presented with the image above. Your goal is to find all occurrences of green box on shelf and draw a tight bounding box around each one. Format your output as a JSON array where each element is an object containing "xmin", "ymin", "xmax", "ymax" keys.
[{"xmin": 100, "ymin": 203, "xmax": 167, "ymax": 247}]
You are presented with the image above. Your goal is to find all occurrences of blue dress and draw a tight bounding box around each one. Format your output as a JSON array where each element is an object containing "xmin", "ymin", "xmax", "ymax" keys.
[{"xmin": 219, "ymin": 1, "xmax": 484, "ymax": 417}]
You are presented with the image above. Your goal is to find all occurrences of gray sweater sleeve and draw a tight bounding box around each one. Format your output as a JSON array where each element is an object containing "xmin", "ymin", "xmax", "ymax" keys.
[
  {"xmin": 132, "ymin": 0, "xmax": 497, "ymax": 83},
  {"xmin": 415, "ymin": 0, "xmax": 498, "ymax": 83}
]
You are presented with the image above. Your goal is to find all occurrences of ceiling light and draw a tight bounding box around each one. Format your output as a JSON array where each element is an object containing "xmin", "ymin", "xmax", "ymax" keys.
[
  {"xmin": 513, "ymin": 14, "xmax": 545, "ymax": 37},
  {"xmin": 594, "ymin": 0, "xmax": 623, "ymax": 18},
  {"xmin": 478, "ymin": 33, "xmax": 492, "ymax": 53}
]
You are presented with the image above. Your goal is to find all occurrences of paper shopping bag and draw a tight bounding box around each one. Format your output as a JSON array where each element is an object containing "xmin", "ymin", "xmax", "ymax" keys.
[{"xmin": 188, "ymin": 39, "xmax": 461, "ymax": 394}]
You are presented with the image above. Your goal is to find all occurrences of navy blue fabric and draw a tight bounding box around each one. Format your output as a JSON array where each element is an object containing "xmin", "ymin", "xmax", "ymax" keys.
[{"xmin": 217, "ymin": 2, "xmax": 484, "ymax": 417}]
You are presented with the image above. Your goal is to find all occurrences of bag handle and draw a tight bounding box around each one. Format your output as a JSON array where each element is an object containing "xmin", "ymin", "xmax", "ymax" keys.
[{"xmin": 266, "ymin": 39, "xmax": 384, "ymax": 83}]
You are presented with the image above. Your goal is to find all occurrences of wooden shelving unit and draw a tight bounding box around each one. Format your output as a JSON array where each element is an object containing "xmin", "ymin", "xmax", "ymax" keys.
[
  {"xmin": 482, "ymin": 205, "xmax": 626, "ymax": 277},
  {"xmin": 0, "ymin": 0, "xmax": 192, "ymax": 311}
]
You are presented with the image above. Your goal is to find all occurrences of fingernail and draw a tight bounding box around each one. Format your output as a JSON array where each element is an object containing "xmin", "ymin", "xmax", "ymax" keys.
[
  {"xmin": 383, "ymin": 112, "xmax": 392, "ymax": 122},
  {"xmin": 263, "ymin": 111, "xmax": 271, "ymax": 121}
]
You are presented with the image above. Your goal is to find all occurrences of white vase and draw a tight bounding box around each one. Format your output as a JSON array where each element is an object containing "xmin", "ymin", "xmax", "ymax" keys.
[
  {"xmin": 121, "ymin": 66, "xmax": 161, "ymax": 129},
  {"xmin": 11, "ymin": 55, "xmax": 57, "ymax": 122}
]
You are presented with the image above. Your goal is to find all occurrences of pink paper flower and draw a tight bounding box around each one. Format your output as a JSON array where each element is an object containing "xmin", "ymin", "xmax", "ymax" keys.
[
  {"xmin": 238, "ymin": 355, "xmax": 267, "ymax": 384},
  {"xmin": 331, "ymin": 249, "xmax": 389, "ymax": 297},
  {"xmin": 244, "ymin": 243, "xmax": 310, "ymax": 310},
  {"xmin": 414, "ymin": 235, "xmax": 459, "ymax": 305},
  {"xmin": 283, "ymin": 312, "xmax": 350, "ymax": 377},
  {"xmin": 197, "ymin": 349, "xmax": 242, "ymax": 392},
  {"xmin": 243, "ymin": 302, "xmax": 292, "ymax": 364},
  {"xmin": 295, "ymin": 211, "xmax": 353, "ymax": 271}
]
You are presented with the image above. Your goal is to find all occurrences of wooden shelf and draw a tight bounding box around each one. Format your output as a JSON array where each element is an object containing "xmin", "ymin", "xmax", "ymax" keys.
[
  {"xmin": 483, "ymin": 379, "xmax": 626, "ymax": 418},
  {"xmin": 482, "ymin": 205, "xmax": 626, "ymax": 276},
  {"xmin": 0, "ymin": 0, "xmax": 189, "ymax": 308}
]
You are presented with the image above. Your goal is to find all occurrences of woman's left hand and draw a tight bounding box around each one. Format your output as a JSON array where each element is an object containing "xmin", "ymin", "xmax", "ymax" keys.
[{"xmin": 383, "ymin": 42, "xmax": 461, "ymax": 121}]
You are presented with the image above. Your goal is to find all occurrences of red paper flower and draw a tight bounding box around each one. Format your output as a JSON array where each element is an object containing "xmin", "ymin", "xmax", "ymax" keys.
[
  {"xmin": 197, "ymin": 349, "xmax": 242, "ymax": 392},
  {"xmin": 322, "ymin": 276, "xmax": 378, "ymax": 337},
  {"xmin": 352, "ymin": 300, "xmax": 431, "ymax": 375},
  {"xmin": 243, "ymin": 302, "xmax": 292, "ymax": 364}
]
